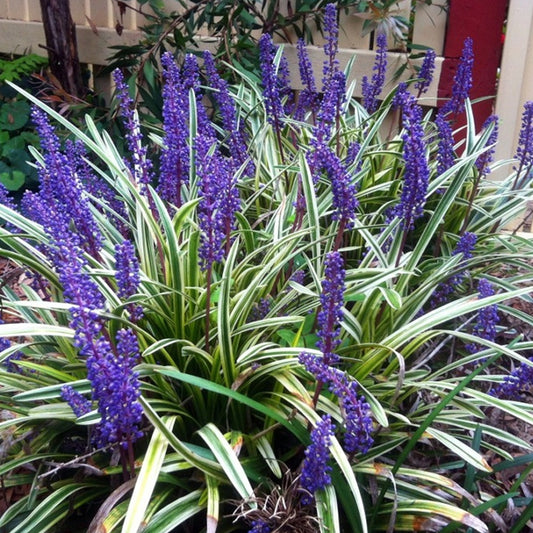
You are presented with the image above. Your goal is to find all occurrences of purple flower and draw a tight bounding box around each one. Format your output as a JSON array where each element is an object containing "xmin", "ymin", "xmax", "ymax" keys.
[
  {"xmin": 492, "ymin": 357, "xmax": 533, "ymax": 400},
  {"xmin": 415, "ymin": 49, "xmax": 436, "ymax": 95},
  {"xmin": 259, "ymin": 34, "xmax": 285, "ymax": 127},
  {"xmin": 441, "ymin": 37, "xmax": 474, "ymax": 116},
  {"xmin": 389, "ymin": 100, "xmax": 429, "ymax": 230},
  {"xmin": 322, "ymin": 3, "xmax": 340, "ymax": 89},
  {"xmin": 0, "ymin": 182, "xmax": 16, "ymax": 212},
  {"xmin": 203, "ymin": 51, "xmax": 252, "ymax": 176},
  {"xmin": 362, "ymin": 32, "xmax": 388, "ymax": 113},
  {"xmin": 321, "ymin": 148, "xmax": 358, "ymax": 228},
  {"xmin": 115, "ymin": 240, "xmax": 143, "ymax": 322},
  {"xmin": 514, "ymin": 101, "xmax": 533, "ymax": 181},
  {"xmin": 307, "ymin": 70, "xmax": 346, "ymax": 179},
  {"xmin": 300, "ymin": 414, "xmax": 335, "ymax": 505},
  {"xmin": 196, "ymin": 134, "xmax": 239, "ymax": 270},
  {"xmin": 435, "ymin": 111, "xmax": 455, "ymax": 176},
  {"xmin": 429, "ymin": 232, "xmax": 477, "ymax": 309},
  {"xmin": 89, "ymin": 329, "xmax": 143, "ymax": 448},
  {"xmin": 182, "ymin": 54, "xmax": 213, "ymax": 139},
  {"xmin": 113, "ymin": 69, "xmax": 154, "ymax": 188},
  {"xmin": 31, "ymin": 110, "xmax": 102, "ymax": 257},
  {"xmin": 61, "ymin": 385, "xmax": 92, "ymax": 417},
  {"xmin": 248, "ymin": 521, "xmax": 271, "ymax": 533},
  {"xmin": 295, "ymin": 39, "xmax": 319, "ymax": 120},
  {"xmin": 158, "ymin": 52, "xmax": 190, "ymax": 207},
  {"xmin": 476, "ymin": 115, "xmax": 499, "ymax": 174},
  {"xmin": 317, "ymin": 252, "xmax": 346, "ymax": 365},
  {"xmin": 453, "ymin": 232, "xmax": 477, "ymax": 260},
  {"xmin": 391, "ymin": 82, "xmax": 410, "ymax": 110},
  {"xmin": 347, "ymin": 141, "xmax": 363, "ymax": 173},
  {"xmin": 340, "ymin": 379, "xmax": 374, "ymax": 455},
  {"xmin": 465, "ymin": 279, "xmax": 499, "ymax": 354},
  {"xmin": 299, "ymin": 353, "xmax": 373, "ymax": 455}
]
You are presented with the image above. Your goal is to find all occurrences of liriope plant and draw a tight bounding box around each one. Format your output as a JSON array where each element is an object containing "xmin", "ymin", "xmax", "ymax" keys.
[{"xmin": 0, "ymin": 4, "xmax": 533, "ymax": 532}]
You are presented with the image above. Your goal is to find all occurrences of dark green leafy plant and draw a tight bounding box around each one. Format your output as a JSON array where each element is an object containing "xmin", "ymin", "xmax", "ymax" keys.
[{"xmin": 0, "ymin": 55, "xmax": 47, "ymax": 192}]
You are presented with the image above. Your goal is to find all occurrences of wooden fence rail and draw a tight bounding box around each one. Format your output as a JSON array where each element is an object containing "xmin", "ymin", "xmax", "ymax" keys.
[{"xmin": 0, "ymin": 0, "xmax": 530, "ymax": 170}]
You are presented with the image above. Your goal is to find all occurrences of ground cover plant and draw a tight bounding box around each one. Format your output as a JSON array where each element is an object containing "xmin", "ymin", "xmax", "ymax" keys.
[{"xmin": 1, "ymin": 4, "xmax": 533, "ymax": 532}]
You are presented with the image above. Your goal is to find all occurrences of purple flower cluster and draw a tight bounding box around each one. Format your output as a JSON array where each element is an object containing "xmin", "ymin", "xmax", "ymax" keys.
[
  {"xmin": 196, "ymin": 134, "xmax": 239, "ymax": 270},
  {"xmin": 259, "ymin": 34, "xmax": 286, "ymax": 127},
  {"xmin": 514, "ymin": 101, "xmax": 533, "ymax": 183},
  {"xmin": 465, "ymin": 278, "xmax": 499, "ymax": 354},
  {"xmin": 88, "ymin": 329, "xmax": 143, "ymax": 448},
  {"xmin": 203, "ymin": 51, "xmax": 252, "ymax": 176},
  {"xmin": 299, "ymin": 352, "xmax": 374, "ymax": 455},
  {"xmin": 31, "ymin": 109, "xmax": 103, "ymax": 257},
  {"xmin": 115, "ymin": 240, "xmax": 143, "ymax": 322},
  {"xmin": 295, "ymin": 38, "xmax": 319, "ymax": 120},
  {"xmin": 389, "ymin": 100, "xmax": 429, "ymax": 230},
  {"xmin": 435, "ymin": 112, "xmax": 455, "ymax": 176},
  {"xmin": 319, "ymin": 149, "xmax": 358, "ymax": 228},
  {"xmin": 310, "ymin": 71, "xmax": 346, "ymax": 161},
  {"xmin": 391, "ymin": 82, "xmax": 410, "ymax": 110},
  {"xmin": 322, "ymin": 3, "xmax": 340, "ymax": 89},
  {"xmin": 113, "ymin": 69, "xmax": 154, "ymax": 188},
  {"xmin": 415, "ymin": 49, "xmax": 436, "ymax": 96},
  {"xmin": 475, "ymin": 115, "xmax": 499, "ymax": 175},
  {"xmin": 361, "ymin": 32, "xmax": 388, "ymax": 114},
  {"xmin": 248, "ymin": 520, "xmax": 271, "ymax": 533},
  {"xmin": 299, "ymin": 414, "xmax": 335, "ymax": 505},
  {"xmin": 429, "ymin": 232, "xmax": 477, "ymax": 309},
  {"xmin": 182, "ymin": 54, "xmax": 214, "ymax": 138},
  {"xmin": 441, "ymin": 37, "xmax": 474, "ymax": 116},
  {"xmin": 317, "ymin": 251, "xmax": 346, "ymax": 365},
  {"xmin": 61, "ymin": 385, "xmax": 92, "ymax": 418},
  {"xmin": 158, "ymin": 52, "xmax": 191, "ymax": 207},
  {"xmin": 493, "ymin": 357, "xmax": 533, "ymax": 400}
]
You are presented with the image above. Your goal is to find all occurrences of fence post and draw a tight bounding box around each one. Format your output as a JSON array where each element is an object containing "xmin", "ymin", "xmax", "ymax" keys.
[{"xmin": 494, "ymin": 0, "xmax": 533, "ymax": 168}]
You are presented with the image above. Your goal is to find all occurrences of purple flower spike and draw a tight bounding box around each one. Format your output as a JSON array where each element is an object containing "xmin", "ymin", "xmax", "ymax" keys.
[
  {"xmin": 62, "ymin": 385, "xmax": 92, "ymax": 418},
  {"xmin": 362, "ymin": 32, "xmax": 388, "ymax": 114},
  {"xmin": 158, "ymin": 52, "xmax": 190, "ymax": 207},
  {"xmin": 31, "ymin": 109, "xmax": 103, "ymax": 257},
  {"xmin": 389, "ymin": 100, "xmax": 429, "ymax": 230},
  {"xmin": 493, "ymin": 356, "xmax": 533, "ymax": 400},
  {"xmin": 259, "ymin": 34, "xmax": 285, "ymax": 127},
  {"xmin": 203, "ymin": 51, "xmax": 252, "ymax": 176},
  {"xmin": 514, "ymin": 101, "xmax": 533, "ymax": 182},
  {"xmin": 317, "ymin": 251, "xmax": 346, "ymax": 365},
  {"xmin": 429, "ymin": 232, "xmax": 477, "ymax": 309},
  {"xmin": 453, "ymin": 232, "xmax": 477, "ymax": 260},
  {"xmin": 321, "ymin": 148, "xmax": 358, "ymax": 228},
  {"xmin": 295, "ymin": 39, "xmax": 319, "ymax": 120},
  {"xmin": 476, "ymin": 115, "xmax": 499, "ymax": 174},
  {"xmin": 466, "ymin": 279, "xmax": 499, "ymax": 354},
  {"xmin": 391, "ymin": 82, "xmax": 410, "ymax": 110},
  {"xmin": 300, "ymin": 414, "xmax": 335, "ymax": 505},
  {"xmin": 322, "ymin": 3, "xmax": 340, "ymax": 89},
  {"xmin": 182, "ymin": 54, "xmax": 213, "ymax": 139},
  {"xmin": 299, "ymin": 353, "xmax": 374, "ymax": 455},
  {"xmin": 115, "ymin": 240, "xmax": 143, "ymax": 322},
  {"xmin": 113, "ymin": 69, "xmax": 154, "ymax": 188},
  {"xmin": 196, "ymin": 134, "xmax": 239, "ymax": 270},
  {"xmin": 248, "ymin": 521, "xmax": 271, "ymax": 533},
  {"xmin": 441, "ymin": 37, "xmax": 474, "ymax": 116},
  {"xmin": 435, "ymin": 112, "xmax": 455, "ymax": 176},
  {"xmin": 415, "ymin": 49, "xmax": 436, "ymax": 95},
  {"xmin": 89, "ymin": 329, "xmax": 143, "ymax": 449}
]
